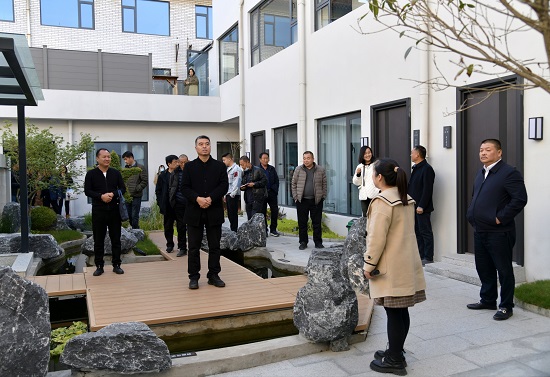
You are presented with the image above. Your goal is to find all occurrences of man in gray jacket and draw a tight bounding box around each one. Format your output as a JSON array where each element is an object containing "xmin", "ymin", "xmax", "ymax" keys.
[
  {"xmin": 122, "ymin": 151, "xmax": 148, "ymax": 229},
  {"xmin": 291, "ymin": 151, "xmax": 327, "ymax": 250}
]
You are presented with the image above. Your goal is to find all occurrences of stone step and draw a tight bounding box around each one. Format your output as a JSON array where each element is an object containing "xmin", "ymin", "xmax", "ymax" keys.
[
  {"xmin": 425, "ymin": 259, "xmax": 526, "ymax": 286},
  {"xmin": 441, "ymin": 254, "xmax": 476, "ymax": 268}
]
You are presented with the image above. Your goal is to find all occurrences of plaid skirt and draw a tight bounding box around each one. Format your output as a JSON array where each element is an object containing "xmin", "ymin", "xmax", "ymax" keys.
[{"xmin": 374, "ymin": 290, "xmax": 426, "ymax": 308}]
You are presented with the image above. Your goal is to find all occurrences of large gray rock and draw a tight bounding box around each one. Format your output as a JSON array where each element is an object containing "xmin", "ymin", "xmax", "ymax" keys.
[
  {"xmin": 61, "ymin": 322, "xmax": 171, "ymax": 373},
  {"xmin": 0, "ymin": 267, "xmax": 50, "ymax": 377},
  {"xmin": 0, "ymin": 233, "xmax": 63, "ymax": 258},
  {"xmin": 1, "ymin": 202, "xmax": 21, "ymax": 233},
  {"xmin": 66, "ymin": 216, "xmax": 87, "ymax": 231},
  {"xmin": 235, "ymin": 213, "xmax": 266, "ymax": 251},
  {"xmin": 128, "ymin": 228, "xmax": 145, "ymax": 242},
  {"xmin": 81, "ymin": 227, "xmax": 138, "ymax": 256},
  {"xmin": 294, "ymin": 247, "xmax": 358, "ymax": 351},
  {"xmin": 201, "ymin": 227, "xmax": 239, "ymax": 252},
  {"xmin": 341, "ymin": 217, "xmax": 369, "ymax": 295},
  {"xmin": 54, "ymin": 215, "xmax": 71, "ymax": 231}
]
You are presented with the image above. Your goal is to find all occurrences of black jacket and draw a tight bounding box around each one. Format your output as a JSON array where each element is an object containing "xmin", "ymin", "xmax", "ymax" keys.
[
  {"xmin": 408, "ymin": 159, "xmax": 435, "ymax": 213},
  {"xmin": 169, "ymin": 166, "xmax": 187, "ymax": 208},
  {"xmin": 182, "ymin": 156, "xmax": 228, "ymax": 226},
  {"xmin": 84, "ymin": 167, "xmax": 126, "ymax": 210},
  {"xmin": 155, "ymin": 170, "xmax": 171, "ymax": 215},
  {"xmin": 466, "ymin": 160, "xmax": 527, "ymax": 232},
  {"xmin": 258, "ymin": 164, "xmax": 279, "ymax": 194},
  {"xmin": 241, "ymin": 166, "xmax": 267, "ymax": 204}
]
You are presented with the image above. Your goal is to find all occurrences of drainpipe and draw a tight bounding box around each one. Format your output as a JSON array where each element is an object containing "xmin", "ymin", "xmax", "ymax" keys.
[
  {"xmin": 418, "ymin": 2, "xmax": 431, "ymax": 153},
  {"xmin": 68, "ymin": 120, "xmax": 73, "ymax": 144},
  {"xmin": 239, "ymin": 0, "xmax": 246, "ymax": 154},
  {"xmin": 298, "ymin": 0, "xmax": 306, "ymax": 153},
  {"xmin": 26, "ymin": 0, "xmax": 31, "ymax": 45}
]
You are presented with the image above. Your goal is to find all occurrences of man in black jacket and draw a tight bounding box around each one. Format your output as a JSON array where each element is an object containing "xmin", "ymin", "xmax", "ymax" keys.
[
  {"xmin": 169, "ymin": 157, "xmax": 188, "ymax": 257},
  {"xmin": 239, "ymin": 155, "xmax": 267, "ymax": 220},
  {"xmin": 259, "ymin": 152, "xmax": 280, "ymax": 237},
  {"xmin": 408, "ymin": 145, "xmax": 436, "ymax": 265},
  {"xmin": 466, "ymin": 139, "xmax": 527, "ymax": 321},
  {"xmin": 84, "ymin": 148, "xmax": 126, "ymax": 276},
  {"xmin": 155, "ymin": 155, "xmax": 179, "ymax": 253},
  {"xmin": 182, "ymin": 136, "xmax": 229, "ymax": 290}
]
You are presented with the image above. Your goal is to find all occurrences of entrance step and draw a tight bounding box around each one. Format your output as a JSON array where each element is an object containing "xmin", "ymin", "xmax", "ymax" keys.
[{"xmin": 425, "ymin": 254, "xmax": 526, "ymax": 286}]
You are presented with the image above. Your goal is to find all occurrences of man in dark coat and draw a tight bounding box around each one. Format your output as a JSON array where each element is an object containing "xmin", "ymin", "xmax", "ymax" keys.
[
  {"xmin": 155, "ymin": 155, "xmax": 179, "ymax": 253},
  {"xmin": 259, "ymin": 152, "xmax": 280, "ymax": 237},
  {"xmin": 182, "ymin": 135, "xmax": 229, "ymax": 290},
  {"xmin": 239, "ymin": 155, "xmax": 267, "ymax": 221},
  {"xmin": 122, "ymin": 151, "xmax": 148, "ymax": 229},
  {"xmin": 408, "ymin": 145, "xmax": 436, "ymax": 265},
  {"xmin": 466, "ymin": 139, "xmax": 527, "ymax": 321},
  {"xmin": 84, "ymin": 148, "xmax": 126, "ymax": 276}
]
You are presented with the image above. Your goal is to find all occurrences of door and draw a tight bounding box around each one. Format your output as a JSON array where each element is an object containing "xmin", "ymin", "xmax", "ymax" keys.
[
  {"xmin": 371, "ymin": 99, "xmax": 412, "ymax": 178},
  {"xmin": 250, "ymin": 131, "xmax": 266, "ymax": 165},
  {"xmin": 274, "ymin": 125, "xmax": 298, "ymax": 206},
  {"xmin": 457, "ymin": 76, "xmax": 524, "ymax": 264}
]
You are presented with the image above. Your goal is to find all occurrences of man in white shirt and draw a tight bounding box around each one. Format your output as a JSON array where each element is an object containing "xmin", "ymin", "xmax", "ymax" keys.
[{"xmin": 222, "ymin": 153, "xmax": 242, "ymax": 232}]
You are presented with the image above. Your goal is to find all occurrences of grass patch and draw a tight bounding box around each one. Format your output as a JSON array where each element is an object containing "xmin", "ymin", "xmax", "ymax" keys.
[
  {"xmin": 515, "ymin": 280, "xmax": 550, "ymax": 310},
  {"xmin": 135, "ymin": 234, "xmax": 161, "ymax": 255},
  {"xmin": 276, "ymin": 218, "xmax": 344, "ymax": 240},
  {"xmin": 34, "ymin": 229, "xmax": 83, "ymax": 243}
]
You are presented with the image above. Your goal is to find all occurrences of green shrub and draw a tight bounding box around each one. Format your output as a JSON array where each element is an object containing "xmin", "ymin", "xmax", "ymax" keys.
[
  {"xmin": 139, "ymin": 203, "xmax": 164, "ymax": 231},
  {"xmin": 30, "ymin": 206, "xmax": 57, "ymax": 231},
  {"xmin": 34, "ymin": 229, "xmax": 83, "ymax": 243},
  {"xmin": 515, "ymin": 280, "xmax": 550, "ymax": 309},
  {"xmin": 83, "ymin": 212, "xmax": 92, "ymax": 227},
  {"xmin": 50, "ymin": 321, "xmax": 88, "ymax": 360}
]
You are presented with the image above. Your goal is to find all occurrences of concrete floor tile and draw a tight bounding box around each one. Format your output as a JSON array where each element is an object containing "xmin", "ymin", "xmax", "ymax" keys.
[
  {"xmin": 520, "ymin": 351, "xmax": 550, "ymax": 374},
  {"xmin": 457, "ymin": 321, "xmax": 540, "ymax": 346},
  {"xmin": 405, "ymin": 335, "xmax": 475, "ymax": 360},
  {"xmin": 406, "ymin": 353, "xmax": 478, "ymax": 376},
  {"xmin": 518, "ymin": 333, "xmax": 550, "ymax": 352},
  {"xmin": 450, "ymin": 360, "xmax": 546, "ymax": 377},
  {"xmin": 456, "ymin": 340, "xmax": 538, "ymax": 366}
]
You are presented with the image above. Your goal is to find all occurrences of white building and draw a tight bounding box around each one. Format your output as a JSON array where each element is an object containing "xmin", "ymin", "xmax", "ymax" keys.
[{"xmin": 0, "ymin": 0, "xmax": 548, "ymax": 281}]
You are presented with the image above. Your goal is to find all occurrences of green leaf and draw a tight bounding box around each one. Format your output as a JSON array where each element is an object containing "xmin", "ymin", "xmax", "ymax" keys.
[
  {"xmin": 466, "ymin": 64, "xmax": 474, "ymax": 76},
  {"xmin": 399, "ymin": 31, "xmax": 406, "ymax": 38},
  {"xmin": 404, "ymin": 46, "xmax": 413, "ymax": 60}
]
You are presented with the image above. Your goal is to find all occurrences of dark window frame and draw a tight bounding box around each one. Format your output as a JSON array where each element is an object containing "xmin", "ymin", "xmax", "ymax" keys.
[
  {"xmin": 0, "ymin": 0, "xmax": 15, "ymax": 22},
  {"xmin": 40, "ymin": 0, "xmax": 95, "ymax": 29},
  {"xmin": 121, "ymin": 0, "xmax": 170, "ymax": 36},
  {"xmin": 219, "ymin": 23, "xmax": 239, "ymax": 84},
  {"xmin": 195, "ymin": 5, "xmax": 212, "ymax": 39}
]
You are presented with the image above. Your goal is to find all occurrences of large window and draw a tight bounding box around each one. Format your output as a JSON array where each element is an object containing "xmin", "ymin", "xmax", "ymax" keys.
[
  {"xmin": 251, "ymin": 0, "xmax": 295, "ymax": 67},
  {"xmin": 274, "ymin": 125, "xmax": 297, "ymax": 206},
  {"xmin": 87, "ymin": 142, "xmax": 149, "ymax": 201},
  {"xmin": 315, "ymin": 0, "xmax": 364, "ymax": 31},
  {"xmin": 122, "ymin": 0, "xmax": 169, "ymax": 36},
  {"xmin": 195, "ymin": 5, "xmax": 212, "ymax": 39},
  {"xmin": 318, "ymin": 113, "xmax": 361, "ymax": 215},
  {"xmin": 41, "ymin": 0, "xmax": 94, "ymax": 29},
  {"xmin": 219, "ymin": 25, "xmax": 238, "ymax": 84},
  {"xmin": 0, "ymin": 0, "xmax": 14, "ymax": 22}
]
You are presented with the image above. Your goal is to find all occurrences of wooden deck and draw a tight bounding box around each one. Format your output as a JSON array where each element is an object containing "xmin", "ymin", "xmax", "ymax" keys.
[{"xmin": 28, "ymin": 252, "xmax": 373, "ymax": 333}]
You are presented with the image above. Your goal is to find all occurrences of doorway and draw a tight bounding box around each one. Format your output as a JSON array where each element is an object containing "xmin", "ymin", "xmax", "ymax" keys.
[{"xmin": 250, "ymin": 131, "xmax": 266, "ymax": 165}]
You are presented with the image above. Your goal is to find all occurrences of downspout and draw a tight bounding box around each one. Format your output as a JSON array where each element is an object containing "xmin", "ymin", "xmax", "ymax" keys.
[
  {"xmin": 68, "ymin": 120, "xmax": 73, "ymax": 144},
  {"xmin": 239, "ymin": 0, "xmax": 246, "ymax": 154},
  {"xmin": 26, "ymin": 0, "xmax": 31, "ymax": 45},
  {"xmin": 418, "ymin": 2, "xmax": 431, "ymax": 152},
  {"xmin": 298, "ymin": 0, "xmax": 306, "ymax": 153}
]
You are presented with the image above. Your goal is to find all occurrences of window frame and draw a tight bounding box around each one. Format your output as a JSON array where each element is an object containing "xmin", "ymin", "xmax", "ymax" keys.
[
  {"xmin": 195, "ymin": 5, "xmax": 212, "ymax": 39},
  {"xmin": 0, "ymin": 0, "xmax": 15, "ymax": 22},
  {"xmin": 121, "ymin": 0, "xmax": 170, "ymax": 36},
  {"xmin": 219, "ymin": 24, "xmax": 239, "ymax": 85},
  {"xmin": 40, "ymin": 0, "xmax": 95, "ymax": 29}
]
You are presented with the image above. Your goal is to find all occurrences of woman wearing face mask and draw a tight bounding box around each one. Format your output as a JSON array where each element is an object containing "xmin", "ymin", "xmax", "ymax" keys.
[
  {"xmin": 353, "ymin": 146, "xmax": 378, "ymax": 217},
  {"xmin": 363, "ymin": 158, "xmax": 426, "ymax": 376}
]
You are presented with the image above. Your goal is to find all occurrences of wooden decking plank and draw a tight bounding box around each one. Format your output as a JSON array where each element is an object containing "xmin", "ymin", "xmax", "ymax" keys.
[{"xmin": 44, "ymin": 276, "xmax": 60, "ymax": 294}]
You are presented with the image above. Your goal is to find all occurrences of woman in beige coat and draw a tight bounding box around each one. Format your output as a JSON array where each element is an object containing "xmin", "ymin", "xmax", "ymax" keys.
[{"xmin": 363, "ymin": 158, "xmax": 426, "ymax": 376}]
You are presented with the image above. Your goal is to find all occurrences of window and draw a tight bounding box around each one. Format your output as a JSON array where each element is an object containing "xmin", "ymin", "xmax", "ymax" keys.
[
  {"xmin": 318, "ymin": 112, "xmax": 361, "ymax": 215},
  {"xmin": 250, "ymin": 0, "xmax": 295, "ymax": 67},
  {"xmin": 315, "ymin": 0, "xmax": 364, "ymax": 31},
  {"xmin": 219, "ymin": 25, "xmax": 238, "ymax": 84},
  {"xmin": 87, "ymin": 142, "xmax": 149, "ymax": 201},
  {"xmin": 0, "ymin": 0, "xmax": 14, "ymax": 22},
  {"xmin": 122, "ymin": 0, "xmax": 169, "ymax": 36},
  {"xmin": 41, "ymin": 0, "xmax": 94, "ymax": 29},
  {"xmin": 274, "ymin": 125, "xmax": 297, "ymax": 206},
  {"xmin": 195, "ymin": 5, "xmax": 212, "ymax": 39}
]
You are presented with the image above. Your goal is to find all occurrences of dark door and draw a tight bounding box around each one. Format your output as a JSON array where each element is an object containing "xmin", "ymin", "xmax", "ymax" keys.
[
  {"xmin": 457, "ymin": 76, "xmax": 524, "ymax": 264},
  {"xmin": 371, "ymin": 99, "xmax": 411, "ymax": 178},
  {"xmin": 250, "ymin": 131, "xmax": 266, "ymax": 165}
]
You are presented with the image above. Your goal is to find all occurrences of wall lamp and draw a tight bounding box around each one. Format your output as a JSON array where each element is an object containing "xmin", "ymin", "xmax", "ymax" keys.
[{"xmin": 528, "ymin": 117, "xmax": 543, "ymax": 140}]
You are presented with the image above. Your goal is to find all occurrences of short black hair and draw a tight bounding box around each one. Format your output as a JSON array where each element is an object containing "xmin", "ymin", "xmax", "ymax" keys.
[
  {"xmin": 195, "ymin": 135, "xmax": 210, "ymax": 145},
  {"xmin": 96, "ymin": 148, "xmax": 110, "ymax": 157},
  {"xmin": 165, "ymin": 154, "xmax": 178, "ymax": 165},
  {"xmin": 303, "ymin": 151, "xmax": 314, "ymax": 158},
  {"xmin": 222, "ymin": 152, "xmax": 233, "ymax": 159},
  {"xmin": 413, "ymin": 145, "xmax": 427, "ymax": 159},
  {"xmin": 259, "ymin": 152, "xmax": 269, "ymax": 159},
  {"xmin": 122, "ymin": 151, "xmax": 133, "ymax": 159},
  {"xmin": 481, "ymin": 138, "xmax": 502, "ymax": 150},
  {"xmin": 239, "ymin": 155, "xmax": 250, "ymax": 163}
]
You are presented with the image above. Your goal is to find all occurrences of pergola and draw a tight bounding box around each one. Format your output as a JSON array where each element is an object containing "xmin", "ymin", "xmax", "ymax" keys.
[{"xmin": 0, "ymin": 33, "xmax": 44, "ymax": 252}]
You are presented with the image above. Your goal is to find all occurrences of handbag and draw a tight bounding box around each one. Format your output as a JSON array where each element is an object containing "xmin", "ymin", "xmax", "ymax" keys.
[{"xmin": 118, "ymin": 189, "xmax": 129, "ymax": 222}]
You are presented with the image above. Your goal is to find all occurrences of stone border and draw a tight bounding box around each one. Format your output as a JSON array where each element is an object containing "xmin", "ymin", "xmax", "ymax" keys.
[
  {"xmin": 58, "ymin": 234, "xmax": 88, "ymax": 250},
  {"xmin": 244, "ymin": 247, "xmax": 305, "ymax": 274},
  {"xmin": 514, "ymin": 297, "xmax": 550, "ymax": 318}
]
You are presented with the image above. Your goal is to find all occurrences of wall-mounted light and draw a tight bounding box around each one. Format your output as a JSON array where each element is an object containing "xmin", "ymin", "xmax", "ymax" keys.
[
  {"xmin": 528, "ymin": 117, "xmax": 543, "ymax": 140},
  {"xmin": 361, "ymin": 137, "xmax": 369, "ymax": 147},
  {"xmin": 246, "ymin": 152, "xmax": 250, "ymax": 159}
]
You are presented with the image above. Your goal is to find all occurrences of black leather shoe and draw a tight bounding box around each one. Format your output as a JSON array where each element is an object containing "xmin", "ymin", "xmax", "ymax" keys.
[
  {"xmin": 189, "ymin": 279, "xmax": 199, "ymax": 289},
  {"xmin": 113, "ymin": 265, "xmax": 124, "ymax": 274},
  {"xmin": 299, "ymin": 243, "xmax": 307, "ymax": 250},
  {"xmin": 467, "ymin": 301, "xmax": 497, "ymax": 310},
  {"xmin": 177, "ymin": 249, "xmax": 187, "ymax": 257},
  {"xmin": 370, "ymin": 355, "xmax": 407, "ymax": 376},
  {"xmin": 374, "ymin": 350, "xmax": 407, "ymax": 367},
  {"xmin": 315, "ymin": 243, "xmax": 325, "ymax": 249},
  {"xmin": 493, "ymin": 308, "xmax": 513, "ymax": 320},
  {"xmin": 208, "ymin": 275, "xmax": 226, "ymax": 287},
  {"xmin": 93, "ymin": 266, "xmax": 104, "ymax": 276},
  {"xmin": 166, "ymin": 246, "xmax": 174, "ymax": 253}
]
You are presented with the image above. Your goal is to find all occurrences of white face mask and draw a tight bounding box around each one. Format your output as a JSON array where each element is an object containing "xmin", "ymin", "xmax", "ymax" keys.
[{"xmin": 244, "ymin": 167, "xmax": 250, "ymax": 172}]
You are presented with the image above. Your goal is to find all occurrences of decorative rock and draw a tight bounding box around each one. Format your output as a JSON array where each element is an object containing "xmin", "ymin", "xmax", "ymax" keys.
[
  {"xmin": 341, "ymin": 217, "xmax": 369, "ymax": 295},
  {"xmin": 128, "ymin": 228, "xmax": 145, "ymax": 242},
  {"xmin": 139, "ymin": 206, "xmax": 152, "ymax": 219},
  {"xmin": 0, "ymin": 267, "xmax": 50, "ymax": 377},
  {"xmin": 61, "ymin": 322, "xmax": 171, "ymax": 373},
  {"xmin": 1, "ymin": 202, "xmax": 21, "ymax": 233},
  {"xmin": 201, "ymin": 227, "xmax": 239, "ymax": 252},
  {"xmin": 54, "ymin": 215, "xmax": 72, "ymax": 231},
  {"xmin": 235, "ymin": 213, "xmax": 266, "ymax": 251},
  {"xmin": 294, "ymin": 248, "xmax": 358, "ymax": 349},
  {"xmin": 330, "ymin": 337, "xmax": 351, "ymax": 352},
  {"xmin": 0, "ymin": 233, "xmax": 63, "ymax": 258},
  {"xmin": 81, "ymin": 227, "xmax": 138, "ymax": 256},
  {"xmin": 66, "ymin": 216, "xmax": 87, "ymax": 231}
]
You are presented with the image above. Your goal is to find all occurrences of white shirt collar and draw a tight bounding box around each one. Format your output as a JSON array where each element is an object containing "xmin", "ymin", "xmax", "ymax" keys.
[{"xmin": 484, "ymin": 159, "xmax": 501, "ymax": 178}]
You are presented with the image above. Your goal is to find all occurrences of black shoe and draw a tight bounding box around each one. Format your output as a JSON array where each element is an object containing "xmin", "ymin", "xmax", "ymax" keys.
[
  {"xmin": 189, "ymin": 279, "xmax": 199, "ymax": 289},
  {"xmin": 113, "ymin": 265, "xmax": 124, "ymax": 275},
  {"xmin": 93, "ymin": 266, "xmax": 104, "ymax": 276},
  {"xmin": 374, "ymin": 350, "xmax": 407, "ymax": 367},
  {"xmin": 370, "ymin": 355, "xmax": 407, "ymax": 376},
  {"xmin": 207, "ymin": 275, "xmax": 226, "ymax": 287},
  {"xmin": 270, "ymin": 230, "xmax": 280, "ymax": 237},
  {"xmin": 299, "ymin": 243, "xmax": 307, "ymax": 250},
  {"xmin": 421, "ymin": 259, "xmax": 434, "ymax": 266},
  {"xmin": 166, "ymin": 246, "xmax": 174, "ymax": 253},
  {"xmin": 467, "ymin": 301, "xmax": 497, "ymax": 310},
  {"xmin": 315, "ymin": 243, "xmax": 325, "ymax": 249},
  {"xmin": 177, "ymin": 249, "xmax": 187, "ymax": 257},
  {"xmin": 493, "ymin": 308, "xmax": 513, "ymax": 321}
]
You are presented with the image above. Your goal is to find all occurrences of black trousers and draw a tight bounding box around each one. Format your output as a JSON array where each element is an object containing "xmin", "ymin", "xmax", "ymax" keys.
[
  {"xmin": 51, "ymin": 198, "xmax": 63, "ymax": 215},
  {"xmin": 414, "ymin": 212, "xmax": 434, "ymax": 261},
  {"xmin": 360, "ymin": 198, "xmax": 372, "ymax": 217},
  {"xmin": 163, "ymin": 205, "xmax": 187, "ymax": 250},
  {"xmin": 474, "ymin": 231, "xmax": 516, "ymax": 310},
  {"xmin": 296, "ymin": 198, "xmax": 323, "ymax": 245},
  {"xmin": 187, "ymin": 211, "xmax": 222, "ymax": 280},
  {"xmin": 245, "ymin": 197, "xmax": 265, "ymax": 220},
  {"xmin": 262, "ymin": 190, "xmax": 279, "ymax": 232},
  {"xmin": 385, "ymin": 307, "xmax": 410, "ymax": 359},
  {"xmin": 92, "ymin": 207, "xmax": 122, "ymax": 266},
  {"xmin": 126, "ymin": 198, "xmax": 141, "ymax": 229},
  {"xmin": 225, "ymin": 195, "xmax": 240, "ymax": 232}
]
